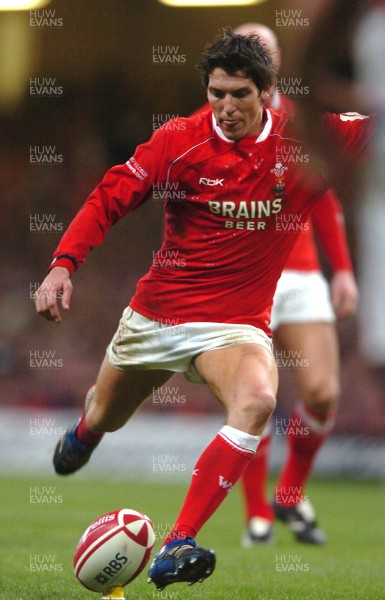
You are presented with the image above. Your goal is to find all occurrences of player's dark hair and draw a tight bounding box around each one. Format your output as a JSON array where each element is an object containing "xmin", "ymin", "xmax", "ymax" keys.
[{"xmin": 198, "ymin": 27, "xmax": 276, "ymax": 91}]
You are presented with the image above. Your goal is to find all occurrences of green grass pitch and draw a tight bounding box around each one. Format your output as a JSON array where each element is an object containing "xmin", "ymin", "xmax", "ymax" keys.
[{"xmin": 1, "ymin": 475, "xmax": 384, "ymax": 600}]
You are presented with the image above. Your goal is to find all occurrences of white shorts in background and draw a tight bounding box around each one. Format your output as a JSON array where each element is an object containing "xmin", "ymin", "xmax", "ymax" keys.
[
  {"xmin": 270, "ymin": 271, "xmax": 335, "ymax": 331},
  {"xmin": 106, "ymin": 307, "xmax": 273, "ymax": 384}
]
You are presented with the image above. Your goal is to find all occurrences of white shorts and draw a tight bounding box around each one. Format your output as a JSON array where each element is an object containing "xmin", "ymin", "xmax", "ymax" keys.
[
  {"xmin": 106, "ymin": 307, "xmax": 273, "ymax": 384},
  {"xmin": 270, "ymin": 271, "xmax": 335, "ymax": 331}
]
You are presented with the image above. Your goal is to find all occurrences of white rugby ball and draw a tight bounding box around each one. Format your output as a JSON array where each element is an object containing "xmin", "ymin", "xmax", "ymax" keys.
[{"xmin": 74, "ymin": 508, "xmax": 155, "ymax": 592}]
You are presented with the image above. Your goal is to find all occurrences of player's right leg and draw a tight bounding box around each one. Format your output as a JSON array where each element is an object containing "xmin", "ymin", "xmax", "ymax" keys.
[
  {"xmin": 239, "ymin": 271, "xmax": 337, "ymax": 545},
  {"xmin": 272, "ymin": 321, "xmax": 339, "ymax": 545},
  {"xmin": 240, "ymin": 427, "xmax": 275, "ymax": 546},
  {"xmin": 53, "ymin": 356, "xmax": 172, "ymax": 475}
]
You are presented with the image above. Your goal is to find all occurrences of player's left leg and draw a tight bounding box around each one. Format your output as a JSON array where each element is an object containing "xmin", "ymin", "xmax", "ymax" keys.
[
  {"xmin": 148, "ymin": 342, "xmax": 278, "ymax": 590},
  {"xmin": 169, "ymin": 343, "xmax": 278, "ymax": 536},
  {"xmin": 273, "ymin": 321, "xmax": 340, "ymax": 544}
]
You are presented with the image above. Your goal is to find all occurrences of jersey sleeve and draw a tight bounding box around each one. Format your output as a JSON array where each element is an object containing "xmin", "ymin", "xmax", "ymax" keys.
[
  {"xmin": 310, "ymin": 189, "xmax": 353, "ymax": 272},
  {"xmin": 49, "ymin": 128, "xmax": 168, "ymax": 272}
]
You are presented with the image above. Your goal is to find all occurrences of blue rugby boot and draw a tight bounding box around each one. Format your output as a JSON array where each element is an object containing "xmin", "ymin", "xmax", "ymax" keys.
[
  {"xmin": 147, "ymin": 537, "xmax": 216, "ymax": 591},
  {"xmin": 53, "ymin": 419, "xmax": 101, "ymax": 475}
]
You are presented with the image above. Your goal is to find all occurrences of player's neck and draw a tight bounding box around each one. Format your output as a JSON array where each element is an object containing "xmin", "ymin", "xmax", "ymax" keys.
[{"xmin": 266, "ymin": 88, "xmax": 279, "ymax": 110}]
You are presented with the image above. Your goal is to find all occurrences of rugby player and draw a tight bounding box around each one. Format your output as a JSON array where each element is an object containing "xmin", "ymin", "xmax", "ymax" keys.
[{"xmin": 35, "ymin": 29, "xmax": 369, "ymax": 590}]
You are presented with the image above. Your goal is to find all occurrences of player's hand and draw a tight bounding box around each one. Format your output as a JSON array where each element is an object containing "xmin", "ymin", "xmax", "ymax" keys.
[
  {"xmin": 330, "ymin": 270, "xmax": 359, "ymax": 320},
  {"xmin": 34, "ymin": 266, "xmax": 73, "ymax": 323}
]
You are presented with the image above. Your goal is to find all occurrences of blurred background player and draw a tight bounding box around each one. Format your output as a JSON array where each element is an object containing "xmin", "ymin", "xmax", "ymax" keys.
[
  {"xmin": 224, "ymin": 24, "xmax": 359, "ymax": 546},
  {"xmin": 296, "ymin": 0, "xmax": 385, "ymax": 374}
]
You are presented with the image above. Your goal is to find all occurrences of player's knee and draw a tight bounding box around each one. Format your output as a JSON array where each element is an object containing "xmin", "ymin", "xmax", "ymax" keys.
[
  {"xmin": 237, "ymin": 390, "xmax": 276, "ymax": 429},
  {"xmin": 259, "ymin": 392, "xmax": 276, "ymax": 418},
  {"xmin": 305, "ymin": 378, "xmax": 340, "ymax": 414}
]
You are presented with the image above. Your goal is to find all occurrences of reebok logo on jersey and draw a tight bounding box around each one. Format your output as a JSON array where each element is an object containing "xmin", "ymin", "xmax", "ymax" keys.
[
  {"xmin": 218, "ymin": 476, "xmax": 233, "ymax": 492},
  {"xmin": 199, "ymin": 177, "xmax": 224, "ymax": 186}
]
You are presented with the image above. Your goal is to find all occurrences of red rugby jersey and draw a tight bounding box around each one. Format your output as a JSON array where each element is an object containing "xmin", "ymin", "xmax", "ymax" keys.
[{"xmin": 50, "ymin": 109, "xmax": 369, "ymax": 334}]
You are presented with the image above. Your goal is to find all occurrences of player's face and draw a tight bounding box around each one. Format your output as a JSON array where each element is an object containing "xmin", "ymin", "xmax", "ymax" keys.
[{"xmin": 207, "ymin": 68, "xmax": 266, "ymax": 141}]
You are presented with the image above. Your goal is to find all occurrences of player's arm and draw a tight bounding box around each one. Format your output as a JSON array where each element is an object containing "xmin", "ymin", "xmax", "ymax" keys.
[
  {"xmin": 35, "ymin": 130, "xmax": 167, "ymax": 323},
  {"xmin": 311, "ymin": 188, "xmax": 359, "ymax": 319}
]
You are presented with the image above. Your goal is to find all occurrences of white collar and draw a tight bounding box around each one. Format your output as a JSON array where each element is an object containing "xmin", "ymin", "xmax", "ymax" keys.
[{"xmin": 212, "ymin": 109, "xmax": 272, "ymax": 144}]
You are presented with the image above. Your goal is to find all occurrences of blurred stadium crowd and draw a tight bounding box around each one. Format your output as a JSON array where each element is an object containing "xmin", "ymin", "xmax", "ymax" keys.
[{"xmin": 1, "ymin": 0, "xmax": 384, "ymax": 438}]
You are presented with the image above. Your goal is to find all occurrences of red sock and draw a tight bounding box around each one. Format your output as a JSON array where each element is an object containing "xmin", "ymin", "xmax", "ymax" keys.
[
  {"xmin": 275, "ymin": 404, "xmax": 335, "ymax": 507},
  {"xmin": 241, "ymin": 434, "xmax": 274, "ymax": 521},
  {"xmin": 75, "ymin": 415, "xmax": 104, "ymax": 446},
  {"xmin": 75, "ymin": 387, "xmax": 104, "ymax": 446},
  {"xmin": 164, "ymin": 427, "xmax": 259, "ymax": 544}
]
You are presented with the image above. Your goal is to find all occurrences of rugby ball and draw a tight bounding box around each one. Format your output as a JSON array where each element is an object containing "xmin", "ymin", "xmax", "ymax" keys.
[{"xmin": 74, "ymin": 509, "xmax": 155, "ymax": 592}]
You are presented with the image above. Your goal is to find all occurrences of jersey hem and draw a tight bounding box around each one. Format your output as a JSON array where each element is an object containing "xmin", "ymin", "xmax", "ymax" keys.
[{"xmin": 129, "ymin": 300, "xmax": 272, "ymax": 337}]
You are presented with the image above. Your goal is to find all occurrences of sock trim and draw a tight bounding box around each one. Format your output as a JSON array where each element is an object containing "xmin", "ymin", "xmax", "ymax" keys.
[
  {"xmin": 295, "ymin": 402, "xmax": 336, "ymax": 433},
  {"xmin": 219, "ymin": 425, "xmax": 261, "ymax": 455}
]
